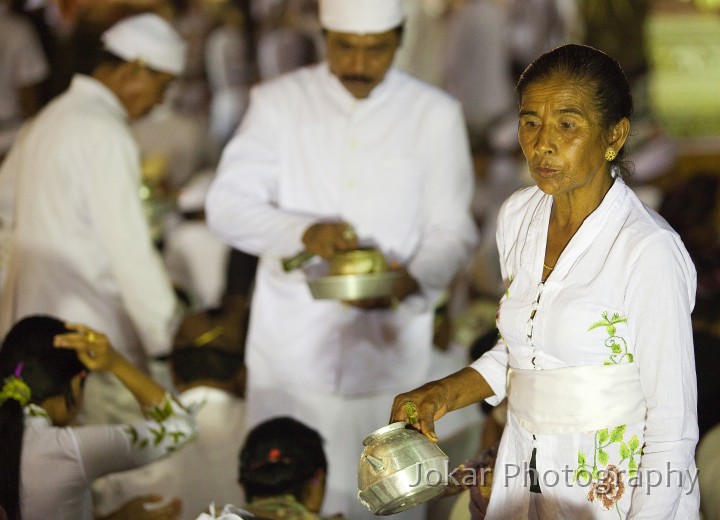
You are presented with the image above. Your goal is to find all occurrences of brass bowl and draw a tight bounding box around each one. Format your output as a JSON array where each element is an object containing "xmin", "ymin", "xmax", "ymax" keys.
[{"xmin": 329, "ymin": 248, "xmax": 387, "ymax": 276}]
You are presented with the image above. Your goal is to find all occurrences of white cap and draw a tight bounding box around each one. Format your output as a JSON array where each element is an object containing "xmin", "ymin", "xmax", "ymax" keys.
[
  {"xmin": 101, "ymin": 13, "xmax": 186, "ymax": 76},
  {"xmin": 319, "ymin": 0, "xmax": 404, "ymax": 34}
]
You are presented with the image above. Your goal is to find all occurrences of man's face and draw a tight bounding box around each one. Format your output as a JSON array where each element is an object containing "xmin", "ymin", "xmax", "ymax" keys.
[
  {"xmin": 116, "ymin": 63, "xmax": 175, "ymax": 120},
  {"xmin": 325, "ymin": 28, "xmax": 401, "ymax": 99}
]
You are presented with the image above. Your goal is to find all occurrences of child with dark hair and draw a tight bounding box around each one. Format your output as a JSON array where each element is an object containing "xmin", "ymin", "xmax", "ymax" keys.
[
  {"xmin": 0, "ymin": 314, "xmax": 196, "ymax": 520},
  {"xmin": 239, "ymin": 416, "xmax": 328, "ymax": 517},
  {"xmin": 195, "ymin": 416, "xmax": 344, "ymax": 520}
]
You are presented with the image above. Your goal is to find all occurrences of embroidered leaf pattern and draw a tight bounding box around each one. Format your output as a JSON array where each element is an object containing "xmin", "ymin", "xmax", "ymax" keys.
[
  {"xmin": 589, "ymin": 311, "xmax": 632, "ymax": 365},
  {"xmin": 574, "ymin": 313, "xmax": 640, "ymax": 517},
  {"xmin": 576, "ymin": 426, "xmax": 642, "ymax": 517},
  {"xmin": 124, "ymin": 394, "xmax": 192, "ymax": 452}
]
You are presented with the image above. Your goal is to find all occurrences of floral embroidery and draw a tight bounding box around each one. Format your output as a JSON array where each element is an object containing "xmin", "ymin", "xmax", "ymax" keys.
[
  {"xmin": 589, "ymin": 311, "xmax": 632, "ymax": 365},
  {"xmin": 576, "ymin": 425, "xmax": 642, "ymax": 518},
  {"xmin": 124, "ymin": 394, "xmax": 193, "ymax": 451},
  {"xmin": 587, "ymin": 464, "xmax": 625, "ymax": 510}
]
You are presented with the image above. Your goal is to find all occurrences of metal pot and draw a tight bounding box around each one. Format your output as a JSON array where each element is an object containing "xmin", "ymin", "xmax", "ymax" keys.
[{"xmin": 357, "ymin": 422, "xmax": 449, "ymax": 516}]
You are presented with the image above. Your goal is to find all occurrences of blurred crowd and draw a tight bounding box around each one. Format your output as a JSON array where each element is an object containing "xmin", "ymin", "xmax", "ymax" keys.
[{"xmin": 2, "ymin": 0, "xmax": 720, "ymax": 519}]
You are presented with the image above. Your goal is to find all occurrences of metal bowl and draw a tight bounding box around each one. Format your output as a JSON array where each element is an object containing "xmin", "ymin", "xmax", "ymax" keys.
[{"xmin": 307, "ymin": 271, "xmax": 401, "ymax": 300}]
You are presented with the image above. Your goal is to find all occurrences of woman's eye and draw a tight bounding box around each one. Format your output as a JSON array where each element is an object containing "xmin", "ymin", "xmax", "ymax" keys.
[{"xmin": 559, "ymin": 121, "xmax": 574, "ymax": 129}]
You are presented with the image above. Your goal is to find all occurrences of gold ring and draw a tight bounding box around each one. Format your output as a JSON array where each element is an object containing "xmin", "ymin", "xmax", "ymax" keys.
[
  {"xmin": 404, "ymin": 401, "xmax": 419, "ymax": 425},
  {"xmin": 86, "ymin": 331, "xmax": 97, "ymax": 344},
  {"xmin": 342, "ymin": 226, "xmax": 356, "ymax": 241}
]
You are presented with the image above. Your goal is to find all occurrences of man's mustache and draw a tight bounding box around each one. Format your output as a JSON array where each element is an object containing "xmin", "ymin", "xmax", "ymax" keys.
[{"xmin": 341, "ymin": 75, "xmax": 373, "ymax": 84}]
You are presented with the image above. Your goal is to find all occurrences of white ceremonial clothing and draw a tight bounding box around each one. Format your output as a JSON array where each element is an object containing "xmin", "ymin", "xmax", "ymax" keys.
[
  {"xmin": 471, "ymin": 179, "xmax": 700, "ymax": 519},
  {"xmin": 164, "ymin": 221, "xmax": 231, "ymax": 310},
  {"xmin": 206, "ymin": 63, "xmax": 477, "ymax": 519},
  {"xmin": 0, "ymin": 75, "xmax": 180, "ymax": 370},
  {"xmin": 442, "ymin": 0, "xmax": 514, "ymax": 139},
  {"xmin": 93, "ymin": 387, "xmax": 246, "ymax": 520},
  {"xmin": 21, "ymin": 398, "xmax": 197, "ymax": 520},
  {"xmin": 0, "ymin": 6, "xmax": 49, "ymax": 154},
  {"xmin": 205, "ymin": 24, "xmax": 249, "ymax": 150}
]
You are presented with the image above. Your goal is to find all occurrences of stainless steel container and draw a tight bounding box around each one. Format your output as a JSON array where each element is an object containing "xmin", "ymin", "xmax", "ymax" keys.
[{"xmin": 357, "ymin": 422, "xmax": 449, "ymax": 516}]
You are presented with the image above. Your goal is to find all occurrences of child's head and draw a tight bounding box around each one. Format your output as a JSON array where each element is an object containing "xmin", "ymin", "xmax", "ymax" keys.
[{"xmin": 239, "ymin": 416, "xmax": 328, "ymax": 511}]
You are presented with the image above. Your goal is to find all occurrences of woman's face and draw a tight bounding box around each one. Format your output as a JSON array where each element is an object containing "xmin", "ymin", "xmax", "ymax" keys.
[
  {"xmin": 517, "ymin": 74, "xmax": 611, "ymax": 198},
  {"xmin": 47, "ymin": 373, "xmax": 85, "ymax": 426}
]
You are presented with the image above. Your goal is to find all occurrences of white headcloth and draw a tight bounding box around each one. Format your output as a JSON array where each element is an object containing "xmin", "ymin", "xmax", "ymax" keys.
[
  {"xmin": 319, "ymin": 0, "xmax": 404, "ymax": 34},
  {"xmin": 101, "ymin": 13, "xmax": 187, "ymax": 76}
]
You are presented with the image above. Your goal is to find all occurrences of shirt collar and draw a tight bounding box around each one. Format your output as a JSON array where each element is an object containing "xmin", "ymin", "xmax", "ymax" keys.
[{"xmin": 69, "ymin": 74, "xmax": 129, "ymax": 121}]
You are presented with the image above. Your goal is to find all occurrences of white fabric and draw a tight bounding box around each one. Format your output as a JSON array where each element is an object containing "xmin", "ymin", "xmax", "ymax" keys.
[
  {"xmin": 206, "ymin": 62, "xmax": 476, "ymax": 518},
  {"xmin": 471, "ymin": 179, "xmax": 700, "ymax": 518},
  {"xmin": 0, "ymin": 7, "xmax": 49, "ymax": 154},
  {"xmin": 319, "ymin": 0, "xmax": 404, "ymax": 33},
  {"xmin": 0, "ymin": 75, "xmax": 180, "ymax": 369},
  {"xmin": 163, "ymin": 220, "xmax": 231, "ymax": 310},
  {"xmin": 21, "ymin": 399, "xmax": 196, "ymax": 520},
  {"xmin": 204, "ymin": 24, "xmax": 249, "ymax": 148},
  {"xmin": 93, "ymin": 387, "xmax": 246, "ymax": 520},
  {"xmin": 508, "ymin": 364, "xmax": 646, "ymax": 435},
  {"xmin": 101, "ymin": 13, "xmax": 187, "ymax": 75},
  {"xmin": 441, "ymin": 0, "xmax": 514, "ymax": 137}
]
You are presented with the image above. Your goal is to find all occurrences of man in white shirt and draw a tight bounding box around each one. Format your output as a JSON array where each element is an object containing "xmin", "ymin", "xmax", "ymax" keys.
[
  {"xmin": 205, "ymin": 1, "xmax": 477, "ymax": 518},
  {"xmin": 0, "ymin": 13, "xmax": 185, "ymax": 424}
]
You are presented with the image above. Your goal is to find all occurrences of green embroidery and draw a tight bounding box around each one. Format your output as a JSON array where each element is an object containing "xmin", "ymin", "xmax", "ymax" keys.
[
  {"xmin": 576, "ymin": 426, "xmax": 642, "ymax": 518},
  {"xmin": 589, "ymin": 311, "xmax": 632, "ymax": 365},
  {"xmin": 124, "ymin": 395, "xmax": 191, "ymax": 450}
]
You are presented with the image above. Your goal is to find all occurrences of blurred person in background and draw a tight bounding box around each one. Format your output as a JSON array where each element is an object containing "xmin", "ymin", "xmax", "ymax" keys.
[
  {"xmin": 0, "ymin": 0, "xmax": 49, "ymax": 159},
  {"xmin": 204, "ymin": 0, "xmax": 477, "ymax": 517},
  {"xmin": 0, "ymin": 315, "xmax": 197, "ymax": 520},
  {"xmin": 93, "ymin": 304, "xmax": 248, "ymax": 520},
  {"xmin": 0, "ymin": 13, "xmax": 186, "ymax": 425}
]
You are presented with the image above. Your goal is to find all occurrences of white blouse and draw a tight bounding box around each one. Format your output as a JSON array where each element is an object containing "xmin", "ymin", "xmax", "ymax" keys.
[
  {"xmin": 472, "ymin": 179, "xmax": 700, "ymax": 519},
  {"xmin": 20, "ymin": 396, "xmax": 197, "ymax": 520}
]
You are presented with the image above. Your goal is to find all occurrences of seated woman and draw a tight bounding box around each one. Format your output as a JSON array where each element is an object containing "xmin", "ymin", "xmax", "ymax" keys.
[
  {"xmin": 195, "ymin": 416, "xmax": 344, "ymax": 520},
  {"xmin": 0, "ymin": 315, "xmax": 197, "ymax": 520}
]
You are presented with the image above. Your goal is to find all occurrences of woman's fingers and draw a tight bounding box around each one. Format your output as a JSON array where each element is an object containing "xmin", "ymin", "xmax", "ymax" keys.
[
  {"xmin": 390, "ymin": 392, "xmax": 441, "ymax": 443},
  {"xmin": 53, "ymin": 323, "xmax": 111, "ymax": 367}
]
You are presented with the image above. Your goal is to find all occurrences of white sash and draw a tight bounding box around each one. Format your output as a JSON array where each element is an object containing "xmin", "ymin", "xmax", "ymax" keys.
[{"xmin": 507, "ymin": 363, "xmax": 647, "ymax": 435}]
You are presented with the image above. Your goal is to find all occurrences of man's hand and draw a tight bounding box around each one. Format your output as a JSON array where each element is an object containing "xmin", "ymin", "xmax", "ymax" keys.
[
  {"xmin": 342, "ymin": 264, "xmax": 419, "ymax": 310},
  {"xmin": 302, "ymin": 222, "xmax": 358, "ymax": 259}
]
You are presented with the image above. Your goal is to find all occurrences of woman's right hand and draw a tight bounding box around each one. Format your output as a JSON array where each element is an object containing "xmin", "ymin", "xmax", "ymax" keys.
[
  {"xmin": 53, "ymin": 323, "xmax": 119, "ymax": 372},
  {"xmin": 390, "ymin": 381, "xmax": 450, "ymax": 443}
]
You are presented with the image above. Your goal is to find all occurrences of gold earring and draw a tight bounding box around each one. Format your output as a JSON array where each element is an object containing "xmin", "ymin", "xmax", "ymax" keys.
[{"xmin": 605, "ymin": 148, "xmax": 617, "ymax": 161}]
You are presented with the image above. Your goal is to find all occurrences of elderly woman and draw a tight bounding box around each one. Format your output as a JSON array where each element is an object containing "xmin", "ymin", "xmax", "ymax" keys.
[
  {"xmin": 391, "ymin": 44, "xmax": 699, "ymax": 519},
  {"xmin": 0, "ymin": 315, "xmax": 196, "ymax": 520}
]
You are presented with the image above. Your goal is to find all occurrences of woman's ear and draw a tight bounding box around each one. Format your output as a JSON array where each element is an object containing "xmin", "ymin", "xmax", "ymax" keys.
[{"xmin": 609, "ymin": 117, "xmax": 631, "ymax": 152}]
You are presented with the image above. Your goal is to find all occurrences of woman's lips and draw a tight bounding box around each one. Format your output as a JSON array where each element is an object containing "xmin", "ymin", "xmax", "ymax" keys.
[{"xmin": 537, "ymin": 167, "xmax": 558, "ymax": 178}]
